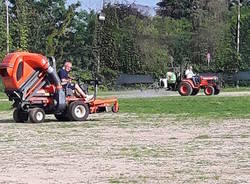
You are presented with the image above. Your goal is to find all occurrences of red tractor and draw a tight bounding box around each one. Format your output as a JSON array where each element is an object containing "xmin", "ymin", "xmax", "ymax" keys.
[
  {"xmin": 0, "ymin": 52, "xmax": 119, "ymax": 123},
  {"xmin": 178, "ymin": 75, "xmax": 221, "ymax": 96}
]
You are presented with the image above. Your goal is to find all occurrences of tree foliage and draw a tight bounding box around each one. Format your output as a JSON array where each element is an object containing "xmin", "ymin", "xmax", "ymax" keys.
[
  {"xmin": 0, "ymin": 2, "xmax": 7, "ymax": 60},
  {"xmin": 0, "ymin": 0, "xmax": 249, "ymax": 85},
  {"xmin": 156, "ymin": 0, "xmax": 193, "ymax": 19}
]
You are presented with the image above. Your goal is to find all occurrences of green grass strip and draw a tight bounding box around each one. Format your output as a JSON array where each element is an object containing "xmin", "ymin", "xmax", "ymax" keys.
[
  {"xmin": 222, "ymin": 87, "xmax": 250, "ymax": 92},
  {"xmin": 1, "ymin": 94, "xmax": 250, "ymax": 119},
  {"xmin": 0, "ymin": 92, "xmax": 7, "ymax": 99},
  {"xmin": 119, "ymin": 96, "xmax": 250, "ymax": 119},
  {"xmin": 0, "ymin": 101, "xmax": 12, "ymax": 111}
]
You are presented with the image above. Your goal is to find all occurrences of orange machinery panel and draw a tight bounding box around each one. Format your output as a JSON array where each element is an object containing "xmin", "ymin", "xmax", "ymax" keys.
[{"xmin": 0, "ymin": 52, "xmax": 49, "ymax": 90}]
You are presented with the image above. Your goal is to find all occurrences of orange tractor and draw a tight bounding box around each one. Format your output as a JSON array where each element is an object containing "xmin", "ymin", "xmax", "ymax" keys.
[
  {"xmin": 178, "ymin": 75, "xmax": 221, "ymax": 96},
  {"xmin": 0, "ymin": 52, "xmax": 119, "ymax": 123}
]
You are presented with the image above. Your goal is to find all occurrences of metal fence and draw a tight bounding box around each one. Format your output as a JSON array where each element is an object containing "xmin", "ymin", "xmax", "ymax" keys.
[
  {"xmin": 116, "ymin": 74, "xmax": 154, "ymax": 85},
  {"xmin": 201, "ymin": 71, "xmax": 250, "ymax": 87},
  {"xmin": 116, "ymin": 71, "xmax": 250, "ymax": 88}
]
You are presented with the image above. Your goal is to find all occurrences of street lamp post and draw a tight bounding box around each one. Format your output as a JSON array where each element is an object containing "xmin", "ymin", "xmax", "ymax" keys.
[
  {"xmin": 93, "ymin": 0, "xmax": 106, "ymax": 97},
  {"xmin": 230, "ymin": 0, "xmax": 242, "ymax": 87},
  {"xmin": 237, "ymin": 0, "xmax": 241, "ymax": 55},
  {"xmin": 97, "ymin": 12, "xmax": 105, "ymax": 74},
  {"xmin": 236, "ymin": 0, "xmax": 242, "ymax": 88},
  {"xmin": 5, "ymin": 0, "xmax": 9, "ymax": 53},
  {"xmin": 94, "ymin": 12, "xmax": 105, "ymax": 97},
  {"xmin": 97, "ymin": 0, "xmax": 106, "ymax": 74}
]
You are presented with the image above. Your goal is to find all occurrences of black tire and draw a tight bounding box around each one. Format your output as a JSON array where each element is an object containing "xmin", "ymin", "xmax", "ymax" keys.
[
  {"xmin": 214, "ymin": 85, "xmax": 220, "ymax": 95},
  {"xmin": 29, "ymin": 108, "xmax": 45, "ymax": 123},
  {"xmin": 191, "ymin": 89, "xmax": 199, "ymax": 96},
  {"xmin": 112, "ymin": 105, "xmax": 119, "ymax": 113},
  {"xmin": 204, "ymin": 86, "xmax": 215, "ymax": 96},
  {"xmin": 68, "ymin": 101, "xmax": 89, "ymax": 121},
  {"xmin": 214, "ymin": 88, "xmax": 220, "ymax": 95},
  {"xmin": 54, "ymin": 113, "xmax": 70, "ymax": 121},
  {"xmin": 178, "ymin": 82, "xmax": 193, "ymax": 96},
  {"xmin": 13, "ymin": 108, "xmax": 28, "ymax": 123}
]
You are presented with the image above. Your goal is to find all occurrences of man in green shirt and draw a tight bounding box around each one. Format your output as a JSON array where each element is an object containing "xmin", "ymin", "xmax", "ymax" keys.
[{"xmin": 167, "ymin": 70, "xmax": 176, "ymax": 91}]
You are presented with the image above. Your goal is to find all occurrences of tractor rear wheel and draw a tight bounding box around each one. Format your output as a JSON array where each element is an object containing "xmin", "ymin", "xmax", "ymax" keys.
[
  {"xmin": 178, "ymin": 82, "xmax": 193, "ymax": 96},
  {"xmin": 13, "ymin": 109, "xmax": 28, "ymax": 123},
  {"xmin": 29, "ymin": 108, "xmax": 45, "ymax": 123},
  {"xmin": 68, "ymin": 101, "xmax": 89, "ymax": 121},
  {"xmin": 204, "ymin": 86, "xmax": 215, "ymax": 96}
]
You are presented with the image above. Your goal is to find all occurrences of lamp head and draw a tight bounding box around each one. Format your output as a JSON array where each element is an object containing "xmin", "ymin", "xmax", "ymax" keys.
[{"xmin": 99, "ymin": 12, "xmax": 105, "ymax": 21}]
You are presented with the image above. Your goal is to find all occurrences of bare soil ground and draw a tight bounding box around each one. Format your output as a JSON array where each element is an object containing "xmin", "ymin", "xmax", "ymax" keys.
[{"xmin": 0, "ymin": 111, "xmax": 249, "ymax": 184}]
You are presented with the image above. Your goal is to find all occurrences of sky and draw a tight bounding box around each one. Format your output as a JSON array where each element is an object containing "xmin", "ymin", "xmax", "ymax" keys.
[{"xmin": 67, "ymin": 0, "xmax": 159, "ymax": 11}]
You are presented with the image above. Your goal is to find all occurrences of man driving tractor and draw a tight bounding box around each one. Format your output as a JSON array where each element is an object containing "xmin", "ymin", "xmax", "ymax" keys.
[
  {"xmin": 178, "ymin": 65, "xmax": 220, "ymax": 96},
  {"xmin": 185, "ymin": 65, "xmax": 200, "ymax": 85},
  {"xmin": 58, "ymin": 61, "xmax": 93, "ymax": 101}
]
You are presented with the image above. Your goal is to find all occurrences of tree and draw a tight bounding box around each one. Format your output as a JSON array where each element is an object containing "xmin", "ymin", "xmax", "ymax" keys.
[
  {"xmin": 66, "ymin": 10, "xmax": 95, "ymax": 78},
  {"xmin": 9, "ymin": 0, "xmax": 29, "ymax": 50},
  {"xmin": 239, "ymin": 6, "xmax": 250, "ymax": 68},
  {"xmin": 0, "ymin": 1, "xmax": 7, "ymax": 60},
  {"xmin": 0, "ymin": 0, "xmax": 248, "ymax": 85},
  {"xmin": 156, "ymin": 0, "xmax": 193, "ymax": 19},
  {"xmin": 189, "ymin": 0, "xmax": 229, "ymax": 71}
]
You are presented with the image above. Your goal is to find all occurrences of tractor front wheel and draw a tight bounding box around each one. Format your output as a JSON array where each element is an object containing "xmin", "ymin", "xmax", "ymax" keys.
[
  {"xmin": 112, "ymin": 105, "xmax": 119, "ymax": 113},
  {"xmin": 204, "ymin": 86, "xmax": 215, "ymax": 96},
  {"xmin": 68, "ymin": 101, "xmax": 89, "ymax": 121},
  {"xmin": 178, "ymin": 82, "xmax": 193, "ymax": 96},
  {"xmin": 29, "ymin": 108, "xmax": 45, "ymax": 123},
  {"xmin": 13, "ymin": 109, "xmax": 28, "ymax": 123}
]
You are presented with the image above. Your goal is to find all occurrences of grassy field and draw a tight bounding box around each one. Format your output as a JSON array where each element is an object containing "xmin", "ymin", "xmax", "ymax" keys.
[
  {"xmin": 0, "ymin": 92, "xmax": 7, "ymax": 99},
  {"xmin": 222, "ymin": 87, "xmax": 250, "ymax": 92},
  {"xmin": 1, "ymin": 95, "xmax": 250, "ymax": 119},
  {"xmin": 119, "ymin": 96, "xmax": 250, "ymax": 119},
  {"xmin": 0, "ymin": 101, "xmax": 11, "ymax": 111}
]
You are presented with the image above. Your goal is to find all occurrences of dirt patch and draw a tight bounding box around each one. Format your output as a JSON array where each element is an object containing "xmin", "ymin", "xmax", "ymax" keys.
[{"xmin": 0, "ymin": 111, "xmax": 249, "ymax": 183}]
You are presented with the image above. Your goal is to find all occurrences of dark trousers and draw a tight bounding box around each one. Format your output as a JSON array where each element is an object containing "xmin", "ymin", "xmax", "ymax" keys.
[{"xmin": 192, "ymin": 76, "xmax": 200, "ymax": 85}]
